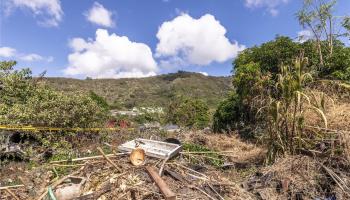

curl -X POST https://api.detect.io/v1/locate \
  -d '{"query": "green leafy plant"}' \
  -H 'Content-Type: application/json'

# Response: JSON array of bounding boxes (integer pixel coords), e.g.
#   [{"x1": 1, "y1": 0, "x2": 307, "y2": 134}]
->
[
  {"x1": 89, "y1": 90, "x2": 110, "y2": 111},
  {"x1": 0, "y1": 61, "x2": 108, "y2": 128},
  {"x1": 166, "y1": 96, "x2": 210, "y2": 129},
  {"x1": 261, "y1": 55, "x2": 328, "y2": 164},
  {"x1": 182, "y1": 143, "x2": 224, "y2": 167}
]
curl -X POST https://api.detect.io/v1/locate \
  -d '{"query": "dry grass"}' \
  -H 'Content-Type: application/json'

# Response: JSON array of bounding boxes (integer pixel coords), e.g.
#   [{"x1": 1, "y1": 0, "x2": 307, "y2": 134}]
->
[
  {"x1": 304, "y1": 83, "x2": 350, "y2": 164},
  {"x1": 246, "y1": 155, "x2": 350, "y2": 200},
  {"x1": 175, "y1": 131, "x2": 266, "y2": 164}
]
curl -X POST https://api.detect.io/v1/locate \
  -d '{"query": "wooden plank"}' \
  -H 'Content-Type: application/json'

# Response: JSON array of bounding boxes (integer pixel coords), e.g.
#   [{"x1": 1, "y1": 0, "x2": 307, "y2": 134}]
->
[{"x1": 146, "y1": 166, "x2": 176, "y2": 200}]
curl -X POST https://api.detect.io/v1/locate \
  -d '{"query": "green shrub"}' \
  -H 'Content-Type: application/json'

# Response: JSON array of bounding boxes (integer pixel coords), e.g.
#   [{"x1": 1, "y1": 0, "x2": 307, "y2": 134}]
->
[
  {"x1": 212, "y1": 92, "x2": 241, "y2": 132},
  {"x1": 213, "y1": 36, "x2": 350, "y2": 135},
  {"x1": 166, "y1": 96, "x2": 209, "y2": 129},
  {"x1": 182, "y1": 143, "x2": 224, "y2": 167},
  {"x1": 0, "y1": 61, "x2": 108, "y2": 128},
  {"x1": 134, "y1": 111, "x2": 163, "y2": 124},
  {"x1": 89, "y1": 90, "x2": 110, "y2": 111}
]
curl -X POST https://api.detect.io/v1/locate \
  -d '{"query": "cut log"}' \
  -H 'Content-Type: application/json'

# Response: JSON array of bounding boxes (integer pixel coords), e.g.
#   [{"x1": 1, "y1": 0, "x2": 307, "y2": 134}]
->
[{"x1": 146, "y1": 166, "x2": 176, "y2": 200}]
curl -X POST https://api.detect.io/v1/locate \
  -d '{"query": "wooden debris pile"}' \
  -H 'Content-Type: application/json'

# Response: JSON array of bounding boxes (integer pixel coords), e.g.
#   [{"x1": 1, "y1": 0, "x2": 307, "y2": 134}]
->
[{"x1": 0, "y1": 145, "x2": 254, "y2": 200}]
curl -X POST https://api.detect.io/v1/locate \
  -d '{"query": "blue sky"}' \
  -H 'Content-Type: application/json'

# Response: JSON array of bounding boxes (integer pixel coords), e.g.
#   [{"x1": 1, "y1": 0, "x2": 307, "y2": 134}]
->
[{"x1": 0, "y1": 0, "x2": 349, "y2": 78}]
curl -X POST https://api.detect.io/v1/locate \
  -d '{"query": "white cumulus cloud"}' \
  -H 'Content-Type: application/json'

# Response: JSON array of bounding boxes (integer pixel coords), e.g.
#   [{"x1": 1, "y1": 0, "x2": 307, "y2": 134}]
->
[
  {"x1": 0, "y1": 46, "x2": 52, "y2": 62},
  {"x1": 5, "y1": 0, "x2": 63, "y2": 27},
  {"x1": 65, "y1": 29, "x2": 158, "y2": 79},
  {"x1": 199, "y1": 72, "x2": 208, "y2": 76},
  {"x1": 0, "y1": 47, "x2": 17, "y2": 57},
  {"x1": 19, "y1": 53, "x2": 44, "y2": 62},
  {"x1": 297, "y1": 30, "x2": 314, "y2": 43},
  {"x1": 156, "y1": 14, "x2": 245, "y2": 67},
  {"x1": 85, "y1": 2, "x2": 114, "y2": 28},
  {"x1": 245, "y1": 0, "x2": 289, "y2": 16}
]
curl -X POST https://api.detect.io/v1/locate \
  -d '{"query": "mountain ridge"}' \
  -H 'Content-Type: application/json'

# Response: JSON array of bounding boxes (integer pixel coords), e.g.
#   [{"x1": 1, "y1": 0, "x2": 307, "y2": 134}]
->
[{"x1": 44, "y1": 71, "x2": 232, "y2": 109}]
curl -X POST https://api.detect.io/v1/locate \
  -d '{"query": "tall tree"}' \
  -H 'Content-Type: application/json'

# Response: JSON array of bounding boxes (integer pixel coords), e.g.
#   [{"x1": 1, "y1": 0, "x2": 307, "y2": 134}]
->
[{"x1": 297, "y1": 0, "x2": 349, "y2": 67}]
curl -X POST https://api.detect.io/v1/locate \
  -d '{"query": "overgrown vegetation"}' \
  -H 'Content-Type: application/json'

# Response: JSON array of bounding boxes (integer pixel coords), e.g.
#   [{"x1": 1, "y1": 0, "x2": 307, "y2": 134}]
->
[
  {"x1": 213, "y1": 0, "x2": 349, "y2": 163},
  {"x1": 182, "y1": 142, "x2": 224, "y2": 167},
  {"x1": 166, "y1": 96, "x2": 210, "y2": 129},
  {"x1": 45, "y1": 71, "x2": 231, "y2": 110},
  {"x1": 89, "y1": 90, "x2": 110, "y2": 111},
  {"x1": 262, "y1": 55, "x2": 327, "y2": 163},
  {"x1": 0, "y1": 61, "x2": 108, "y2": 128}
]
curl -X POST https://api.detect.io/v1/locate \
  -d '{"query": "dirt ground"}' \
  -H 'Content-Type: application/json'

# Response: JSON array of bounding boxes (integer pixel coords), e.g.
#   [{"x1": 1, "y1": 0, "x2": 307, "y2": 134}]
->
[{"x1": 1, "y1": 129, "x2": 349, "y2": 200}]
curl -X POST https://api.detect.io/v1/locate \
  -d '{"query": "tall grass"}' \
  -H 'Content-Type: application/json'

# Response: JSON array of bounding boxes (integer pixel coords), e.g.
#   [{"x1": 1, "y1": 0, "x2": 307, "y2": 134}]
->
[{"x1": 261, "y1": 55, "x2": 328, "y2": 164}]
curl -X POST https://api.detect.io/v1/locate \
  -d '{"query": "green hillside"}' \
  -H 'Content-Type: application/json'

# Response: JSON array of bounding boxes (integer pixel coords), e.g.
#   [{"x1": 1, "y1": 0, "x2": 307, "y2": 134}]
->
[{"x1": 44, "y1": 71, "x2": 232, "y2": 109}]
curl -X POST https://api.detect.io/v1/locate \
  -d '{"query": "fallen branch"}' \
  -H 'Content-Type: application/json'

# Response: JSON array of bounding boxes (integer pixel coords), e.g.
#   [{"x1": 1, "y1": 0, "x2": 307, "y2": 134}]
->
[
  {"x1": 50, "y1": 153, "x2": 126, "y2": 164},
  {"x1": 320, "y1": 163, "x2": 350, "y2": 194},
  {"x1": 159, "y1": 158, "x2": 169, "y2": 176},
  {"x1": 181, "y1": 151, "x2": 237, "y2": 158},
  {"x1": 208, "y1": 183, "x2": 225, "y2": 200},
  {"x1": 146, "y1": 166, "x2": 176, "y2": 200},
  {"x1": 181, "y1": 150, "x2": 235, "y2": 154},
  {"x1": 186, "y1": 173, "x2": 208, "y2": 181},
  {"x1": 97, "y1": 147, "x2": 122, "y2": 172},
  {"x1": 164, "y1": 169, "x2": 187, "y2": 183},
  {"x1": 170, "y1": 163, "x2": 208, "y2": 179},
  {"x1": 5, "y1": 188, "x2": 20, "y2": 200},
  {"x1": 51, "y1": 163, "x2": 86, "y2": 167},
  {"x1": 186, "y1": 154, "x2": 224, "y2": 161},
  {"x1": 0, "y1": 184, "x2": 25, "y2": 190},
  {"x1": 191, "y1": 186, "x2": 217, "y2": 200},
  {"x1": 305, "y1": 125, "x2": 350, "y2": 134}
]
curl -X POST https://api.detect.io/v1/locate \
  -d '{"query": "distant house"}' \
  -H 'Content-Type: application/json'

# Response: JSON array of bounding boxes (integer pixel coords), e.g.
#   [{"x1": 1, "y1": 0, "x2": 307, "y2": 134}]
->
[
  {"x1": 139, "y1": 122, "x2": 161, "y2": 132},
  {"x1": 110, "y1": 107, "x2": 163, "y2": 117},
  {"x1": 110, "y1": 109, "x2": 140, "y2": 117},
  {"x1": 163, "y1": 124, "x2": 180, "y2": 133},
  {"x1": 139, "y1": 107, "x2": 164, "y2": 114}
]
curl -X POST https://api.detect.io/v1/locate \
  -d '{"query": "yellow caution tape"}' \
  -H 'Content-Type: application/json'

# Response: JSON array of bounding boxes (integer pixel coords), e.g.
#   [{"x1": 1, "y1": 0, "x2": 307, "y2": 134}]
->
[{"x1": 0, "y1": 125, "x2": 134, "y2": 132}]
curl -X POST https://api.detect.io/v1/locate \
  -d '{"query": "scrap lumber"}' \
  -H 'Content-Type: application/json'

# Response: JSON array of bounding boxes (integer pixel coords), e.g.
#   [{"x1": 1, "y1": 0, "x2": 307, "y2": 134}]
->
[{"x1": 146, "y1": 166, "x2": 176, "y2": 200}]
